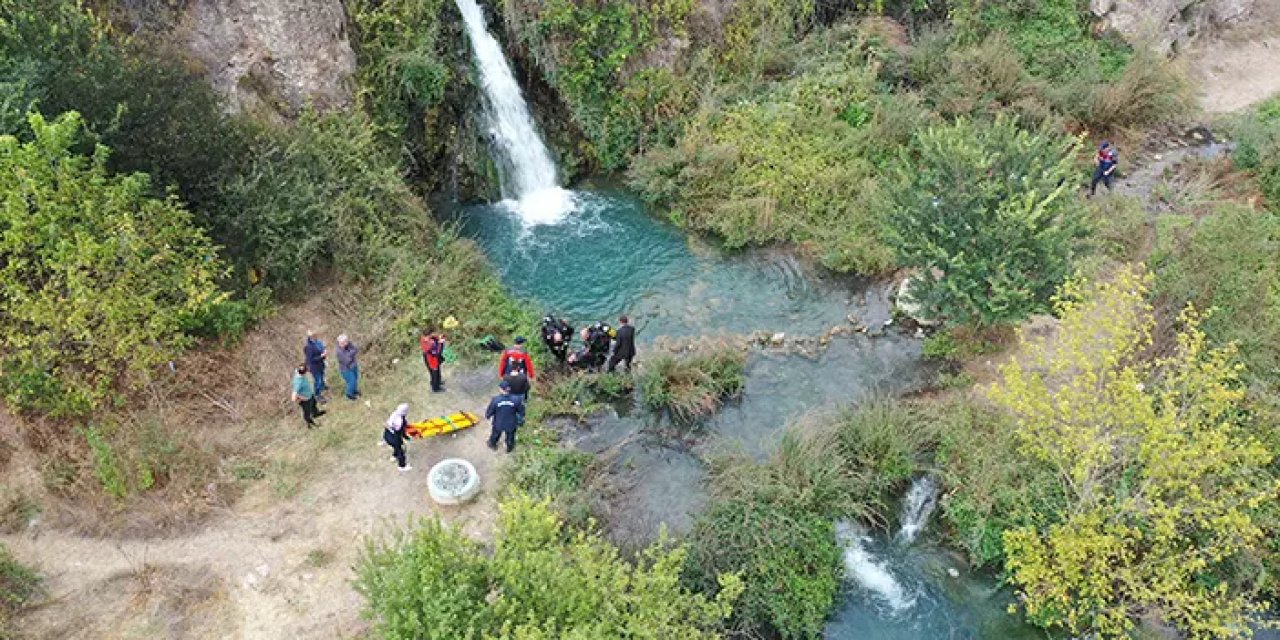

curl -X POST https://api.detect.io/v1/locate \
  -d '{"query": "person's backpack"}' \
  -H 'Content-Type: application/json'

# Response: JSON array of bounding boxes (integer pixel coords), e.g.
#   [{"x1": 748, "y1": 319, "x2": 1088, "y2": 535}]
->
[{"x1": 503, "y1": 351, "x2": 528, "y2": 376}]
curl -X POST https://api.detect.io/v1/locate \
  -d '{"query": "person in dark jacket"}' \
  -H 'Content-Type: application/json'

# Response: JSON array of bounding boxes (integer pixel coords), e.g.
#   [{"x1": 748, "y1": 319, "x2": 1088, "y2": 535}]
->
[
  {"x1": 607, "y1": 315, "x2": 636, "y2": 373},
  {"x1": 485, "y1": 380, "x2": 526, "y2": 453},
  {"x1": 384, "y1": 403, "x2": 412, "y2": 471},
  {"x1": 304, "y1": 331, "x2": 328, "y2": 401},
  {"x1": 336, "y1": 334, "x2": 360, "y2": 400},
  {"x1": 1089, "y1": 141, "x2": 1119, "y2": 196},
  {"x1": 420, "y1": 329, "x2": 446, "y2": 392}
]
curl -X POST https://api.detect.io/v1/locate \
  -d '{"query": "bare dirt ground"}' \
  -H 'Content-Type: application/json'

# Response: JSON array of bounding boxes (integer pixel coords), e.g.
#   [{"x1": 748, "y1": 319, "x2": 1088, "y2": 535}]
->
[
  {"x1": 3, "y1": 295, "x2": 511, "y2": 639},
  {"x1": 1190, "y1": 1, "x2": 1280, "y2": 114}
]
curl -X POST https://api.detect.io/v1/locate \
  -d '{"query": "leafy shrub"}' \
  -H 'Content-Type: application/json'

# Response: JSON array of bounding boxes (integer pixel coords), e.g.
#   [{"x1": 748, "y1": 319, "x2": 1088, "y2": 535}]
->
[
  {"x1": 639, "y1": 349, "x2": 746, "y2": 420},
  {"x1": 935, "y1": 400, "x2": 1065, "y2": 566},
  {"x1": 1155, "y1": 204, "x2": 1280, "y2": 397},
  {"x1": 1229, "y1": 97, "x2": 1280, "y2": 206},
  {"x1": 686, "y1": 436, "x2": 852, "y2": 639},
  {"x1": 0, "y1": 0, "x2": 253, "y2": 245},
  {"x1": 501, "y1": 0, "x2": 696, "y2": 170},
  {"x1": 630, "y1": 34, "x2": 899, "y2": 274},
  {"x1": 0, "y1": 543, "x2": 40, "y2": 638},
  {"x1": 989, "y1": 269, "x2": 1275, "y2": 638},
  {"x1": 885, "y1": 115, "x2": 1086, "y2": 328},
  {"x1": 0, "y1": 112, "x2": 229, "y2": 417},
  {"x1": 355, "y1": 495, "x2": 742, "y2": 639}
]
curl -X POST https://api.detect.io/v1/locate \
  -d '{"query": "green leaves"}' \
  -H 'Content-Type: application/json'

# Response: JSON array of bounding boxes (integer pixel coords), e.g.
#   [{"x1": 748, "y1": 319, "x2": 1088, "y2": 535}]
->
[
  {"x1": 0, "y1": 112, "x2": 229, "y2": 416},
  {"x1": 990, "y1": 271, "x2": 1276, "y2": 638},
  {"x1": 885, "y1": 115, "x2": 1085, "y2": 328},
  {"x1": 356, "y1": 496, "x2": 741, "y2": 639}
]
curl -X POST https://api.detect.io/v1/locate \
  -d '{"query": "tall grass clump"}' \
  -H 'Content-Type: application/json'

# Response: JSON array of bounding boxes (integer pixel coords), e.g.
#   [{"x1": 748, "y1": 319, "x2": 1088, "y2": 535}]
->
[
  {"x1": 639, "y1": 349, "x2": 746, "y2": 420},
  {"x1": 686, "y1": 398, "x2": 941, "y2": 638},
  {"x1": 1229, "y1": 97, "x2": 1280, "y2": 206},
  {"x1": 685, "y1": 435, "x2": 854, "y2": 640},
  {"x1": 0, "y1": 543, "x2": 40, "y2": 637}
]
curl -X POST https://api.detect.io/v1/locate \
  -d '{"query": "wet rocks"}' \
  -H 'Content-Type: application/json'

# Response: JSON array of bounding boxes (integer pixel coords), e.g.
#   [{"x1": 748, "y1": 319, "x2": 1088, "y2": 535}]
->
[{"x1": 894, "y1": 276, "x2": 941, "y2": 328}]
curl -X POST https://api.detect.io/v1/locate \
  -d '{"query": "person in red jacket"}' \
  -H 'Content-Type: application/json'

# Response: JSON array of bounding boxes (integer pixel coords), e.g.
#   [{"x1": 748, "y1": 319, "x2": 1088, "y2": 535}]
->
[
  {"x1": 420, "y1": 329, "x2": 446, "y2": 393},
  {"x1": 498, "y1": 337, "x2": 535, "y2": 401}
]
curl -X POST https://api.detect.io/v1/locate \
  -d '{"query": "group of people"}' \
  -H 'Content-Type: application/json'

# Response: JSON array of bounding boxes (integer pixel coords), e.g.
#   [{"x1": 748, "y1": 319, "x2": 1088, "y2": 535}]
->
[
  {"x1": 541, "y1": 314, "x2": 636, "y2": 374},
  {"x1": 292, "y1": 330, "x2": 362, "y2": 428},
  {"x1": 291, "y1": 314, "x2": 636, "y2": 469}
]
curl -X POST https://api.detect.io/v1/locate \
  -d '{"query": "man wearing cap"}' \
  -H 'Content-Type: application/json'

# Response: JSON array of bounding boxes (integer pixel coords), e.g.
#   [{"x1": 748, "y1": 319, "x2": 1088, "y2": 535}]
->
[
  {"x1": 485, "y1": 380, "x2": 526, "y2": 453},
  {"x1": 1090, "y1": 140, "x2": 1119, "y2": 197},
  {"x1": 498, "y1": 337, "x2": 535, "y2": 402}
]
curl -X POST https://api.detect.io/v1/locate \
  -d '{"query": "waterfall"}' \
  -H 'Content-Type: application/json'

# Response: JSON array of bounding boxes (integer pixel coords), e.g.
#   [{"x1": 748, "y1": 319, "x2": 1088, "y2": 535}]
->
[
  {"x1": 836, "y1": 521, "x2": 915, "y2": 612},
  {"x1": 455, "y1": 0, "x2": 573, "y2": 225},
  {"x1": 896, "y1": 475, "x2": 938, "y2": 545}
]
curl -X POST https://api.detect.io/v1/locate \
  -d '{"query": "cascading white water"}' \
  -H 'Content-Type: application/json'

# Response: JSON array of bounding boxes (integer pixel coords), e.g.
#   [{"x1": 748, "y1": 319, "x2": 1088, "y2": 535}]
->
[
  {"x1": 455, "y1": 0, "x2": 574, "y2": 225},
  {"x1": 835, "y1": 521, "x2": 915, "y2": 612},
  {"x1": 896, "y1": 475, "x2": 939, "y2": 545}
]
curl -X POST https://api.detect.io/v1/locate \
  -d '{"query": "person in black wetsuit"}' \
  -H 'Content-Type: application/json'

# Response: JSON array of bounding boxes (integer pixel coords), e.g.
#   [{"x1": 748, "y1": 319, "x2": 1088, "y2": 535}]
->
[
  {"x1": 541, "y1": 316, "x2": 574, "y2": 364},
  {"x1": 606, "y1": 315, "x2": 636, "y2": 373}
]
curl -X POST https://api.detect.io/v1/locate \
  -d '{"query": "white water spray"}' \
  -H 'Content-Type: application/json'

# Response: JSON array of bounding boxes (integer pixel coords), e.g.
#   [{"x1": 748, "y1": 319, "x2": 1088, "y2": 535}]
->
[
  {"x1": 455, "y1": 0, "x2": 573, "y2": 225},
  {"x1": 836, "y1": 521, "x2": 915, "y2": 612},
  {"x1": 896, "y1": 475, "x2": 939, "y2": 545}
]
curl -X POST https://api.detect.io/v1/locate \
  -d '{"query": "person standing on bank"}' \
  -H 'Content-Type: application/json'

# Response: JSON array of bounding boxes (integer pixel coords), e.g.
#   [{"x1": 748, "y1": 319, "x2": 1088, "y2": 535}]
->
[
  {"x1": 384, "y1": 403, "x2": 413, "y2": 472},
  {"x1": 336, "y1": 334, "x2": 361, "y2": 401},
  {"x1": 292, "y1": 363, "x2": 326, "y2": 428},
  {"x1": 607, "y1": 315, "x2": 636, "y2": 373},
  {"x1": 1089, "y1": 140, "x2": 1119, "y2": 197},
  {"x1": 485, "y1": 380, "x2": 525, "y2": 453},
  {"x1": 498, "y1": 337, "x2": 535, "y2": 401},
  {"x1": 304, "y1": 331, "x2": 328, "y2": 402},
  {"x1": 420, "y1": 329, "x2": 446, "y2": 393}
]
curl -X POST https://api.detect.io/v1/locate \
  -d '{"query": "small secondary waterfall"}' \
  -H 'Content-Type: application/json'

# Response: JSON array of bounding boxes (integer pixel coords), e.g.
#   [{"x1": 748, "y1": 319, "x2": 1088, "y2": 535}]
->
[
  {"x1": 896, "y1": 475, "x2": 939, "y2": 545},
  {"x1": 836, "y1": 521, "x2": 915, "y2": 612},
  {"x1": 455, "y1": 0, "x2": 573, "y2": 224}
]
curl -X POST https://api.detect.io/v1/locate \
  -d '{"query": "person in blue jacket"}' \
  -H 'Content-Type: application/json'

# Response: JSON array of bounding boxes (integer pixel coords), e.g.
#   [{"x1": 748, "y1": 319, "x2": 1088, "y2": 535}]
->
[
  {"x1": 485, "y1": 380, "x2": 526, "y2": 453},
  {"x1": 303, "y1": 330, "x2": 328, "y2": 401}
]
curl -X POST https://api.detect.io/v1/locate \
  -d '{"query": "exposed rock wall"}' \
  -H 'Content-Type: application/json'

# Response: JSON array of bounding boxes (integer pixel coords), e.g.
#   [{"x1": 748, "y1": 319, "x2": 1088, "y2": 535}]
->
[
  {"x1": 1091, "y1": 0, "x2": 1256, "y2": 54},
  {"x1": 122, "y1": 0, "x2": 357, "y2": 117}
]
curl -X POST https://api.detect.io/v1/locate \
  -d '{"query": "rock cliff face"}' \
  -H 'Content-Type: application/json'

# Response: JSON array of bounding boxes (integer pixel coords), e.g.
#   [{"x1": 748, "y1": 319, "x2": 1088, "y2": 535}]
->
[
  {"x1": 123, "y1": 0, "x2": 357, "y2": 117},
  {"x1": 1091, "y1": 0, "x2": 1256, "y2": 54}
]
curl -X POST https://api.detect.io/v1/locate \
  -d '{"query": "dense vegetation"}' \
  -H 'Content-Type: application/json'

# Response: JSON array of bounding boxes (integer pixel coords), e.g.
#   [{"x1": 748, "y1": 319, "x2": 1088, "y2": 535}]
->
[
  {"x1": 4, "y1": 0, "x2": 1279, "y2": 638},
  {"x1": 0, "y1": 0, "x2": 530, "y2": 508},
  {"x1": 356, "y1": 495, "x2": 743, "y2": 639}
]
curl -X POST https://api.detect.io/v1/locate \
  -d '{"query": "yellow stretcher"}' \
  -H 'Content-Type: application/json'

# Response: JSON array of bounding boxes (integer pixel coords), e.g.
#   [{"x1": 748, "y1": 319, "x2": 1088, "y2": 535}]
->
[{"x1": 406, "y1": 411, "x2": 480, "y2": 439}]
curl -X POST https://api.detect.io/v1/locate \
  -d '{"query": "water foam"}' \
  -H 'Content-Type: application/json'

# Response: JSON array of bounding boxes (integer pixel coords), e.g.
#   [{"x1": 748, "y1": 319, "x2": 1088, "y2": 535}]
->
[{"x1": 456, "y1": 0, "x2": 573, "y2": 224}]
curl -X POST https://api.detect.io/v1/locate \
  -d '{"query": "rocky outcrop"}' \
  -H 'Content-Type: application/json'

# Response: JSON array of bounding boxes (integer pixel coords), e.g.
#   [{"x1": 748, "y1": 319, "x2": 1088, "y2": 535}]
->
[
  {"x1": 1091, "y1": 0, "x2": 1256, "y2": 54},
  {"x1": 123, "y1": 0, "x2": 357, "y2": 117}
]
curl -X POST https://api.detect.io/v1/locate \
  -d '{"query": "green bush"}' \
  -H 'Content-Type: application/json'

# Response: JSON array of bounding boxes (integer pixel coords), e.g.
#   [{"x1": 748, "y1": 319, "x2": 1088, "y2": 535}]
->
[
  {"x1": 639, "y1": 349, "x2": 746, "y2": 420},
  {"x1": 885, "y1": 115, "x2": 1086, "y2": 328},
  {"x1": 1229, "y1": 97, "x2": 1280, "y2": 206},
  {"x1": 0, "y1": 0, "x2": 253, "y2": 246},
  {"x1": 355, "y1": 495, "x2": 742, "y2": 639},
  {"x1": 829, "y1": 400, "x2": 941, "y2": 520},
  {"x1": 1155, "y1": 204, "x2": 1280, "y2": 397},
  {"x1": 686, "y1": 435, "x2": 853, "y2": 640},
  {"x1": 501, "y1": 0, "x2": 696, "y2": 170},
  {"x1": 0, "y1": 112, "x2": 230, "y2": 417},
  {"x1": 0, "y1": 543, "x2": 40, "y2": 638}
]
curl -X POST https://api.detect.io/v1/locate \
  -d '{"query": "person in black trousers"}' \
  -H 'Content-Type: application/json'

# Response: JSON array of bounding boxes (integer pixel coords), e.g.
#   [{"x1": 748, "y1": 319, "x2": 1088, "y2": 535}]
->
[
  {"x1": 384, "y1": 403, "x2": 412, "y2": 471},
  {"x1": 607, "y1": 315, "x2": 636, "y2": 373},
  {"x1": 485, "y1": 381, "x2": 525, "y2": 453}
]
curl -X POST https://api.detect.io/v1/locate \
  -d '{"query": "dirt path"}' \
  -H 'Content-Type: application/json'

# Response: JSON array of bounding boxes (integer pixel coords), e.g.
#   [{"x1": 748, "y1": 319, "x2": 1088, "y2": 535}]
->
[
  {"x1": 5, "y1": 363, "x2": 509, "y2": 639},
  {"x1": 1190, "y1": 2, "x2": 1280, "y2": 114}
]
